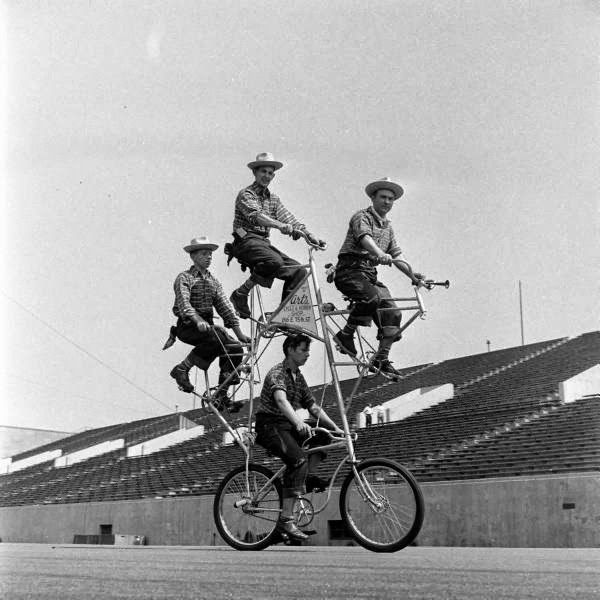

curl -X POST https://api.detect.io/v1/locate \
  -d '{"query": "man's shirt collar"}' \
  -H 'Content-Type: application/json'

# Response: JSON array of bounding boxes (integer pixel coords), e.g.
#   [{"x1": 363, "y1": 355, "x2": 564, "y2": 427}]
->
[
  {"x1": 283, "y1": 357, "x2": 300, "y2": 376},
  {"x1": 367, "y1": 205, "x2": 389, "y2": 227},
  {"x1": 249, "y1": 181, "x2": 271, "y2": 198},
  {"x1": 189, "y1": 265, "x2": 212, "y2": 278}
]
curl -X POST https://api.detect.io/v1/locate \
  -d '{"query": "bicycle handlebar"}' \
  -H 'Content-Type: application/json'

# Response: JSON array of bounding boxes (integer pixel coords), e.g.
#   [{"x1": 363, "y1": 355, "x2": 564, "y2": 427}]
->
[
  {"x1": 291, "y1": 229, "x2": 327, "y2": 251},
  {"x1": 392, "y1": 258, "x2": 450, "y2": 290},
  {"x1": 311, "y1": 426, "x2": 357, "y2": 442}
]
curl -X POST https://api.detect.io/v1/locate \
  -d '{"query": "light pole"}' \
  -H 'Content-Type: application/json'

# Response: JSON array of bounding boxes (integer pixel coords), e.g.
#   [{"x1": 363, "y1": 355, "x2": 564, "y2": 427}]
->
[{"x1": 519, "y1": 280, "x2": 525, "y2": 346}]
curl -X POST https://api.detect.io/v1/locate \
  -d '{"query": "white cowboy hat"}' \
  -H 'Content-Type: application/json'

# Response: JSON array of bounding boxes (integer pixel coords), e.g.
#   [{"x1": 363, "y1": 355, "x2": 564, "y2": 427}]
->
[
  {"x1": 183, "y1": 236, "x2": 219, "y2": 253},
  {"x1": 365, "y1": 177, "x2": 404, "y2": 200},
  {"x1": 247, "y1": 152, "x2": 284, "y2": 171}
]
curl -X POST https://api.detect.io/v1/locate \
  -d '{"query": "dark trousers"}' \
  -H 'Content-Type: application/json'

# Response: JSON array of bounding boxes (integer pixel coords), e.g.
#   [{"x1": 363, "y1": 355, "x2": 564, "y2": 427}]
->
[
  {"x1": 232, "y1": 234, "x2": 306, "y2": 300},
  {"x1": 334, "y1": 257, "x2": 402, "y2": 340},
  {"x1": 176, "y1": 318, "x2": 243, "y2": 376},
  {"x1": 255, "y1": 413, "x2": 329, "y2": 498}
]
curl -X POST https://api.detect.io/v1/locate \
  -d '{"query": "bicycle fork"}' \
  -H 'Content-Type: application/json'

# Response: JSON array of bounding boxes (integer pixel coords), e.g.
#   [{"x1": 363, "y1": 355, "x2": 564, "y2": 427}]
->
[{"x1": 351, "y1": 464, "x2": 386, "y2": 511}]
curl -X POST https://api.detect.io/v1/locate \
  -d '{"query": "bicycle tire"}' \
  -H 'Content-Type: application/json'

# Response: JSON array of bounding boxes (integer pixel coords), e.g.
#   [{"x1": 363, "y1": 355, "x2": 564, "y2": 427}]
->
[
  {"x1": 213, "y1": 463, "x2": 282, "y2": 551},
  {"x1": 339, "y1": 457, "x2": 424, "y2": 553}
]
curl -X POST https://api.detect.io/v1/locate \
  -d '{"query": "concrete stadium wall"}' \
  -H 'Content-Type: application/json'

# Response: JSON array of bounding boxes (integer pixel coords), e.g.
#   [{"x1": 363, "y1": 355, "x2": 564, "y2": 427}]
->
[{"x1": 0, "y1": 473, "x2": 597, "y2": 547}]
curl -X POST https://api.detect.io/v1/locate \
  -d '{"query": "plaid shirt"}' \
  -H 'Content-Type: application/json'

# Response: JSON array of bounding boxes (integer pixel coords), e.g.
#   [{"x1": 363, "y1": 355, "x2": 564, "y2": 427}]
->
[
  {"x1": 232, "y1": 182, "x2": 306, "y2": 238},
  {"x1": 257, "y1": 360, "x2": 315, "y2": 416},
  {"x1": 338, "y1": 206, "x2": 402, "y2": 260},
  {"x1": 172, "y1": 266, "x2": 239, "y2": 328}
]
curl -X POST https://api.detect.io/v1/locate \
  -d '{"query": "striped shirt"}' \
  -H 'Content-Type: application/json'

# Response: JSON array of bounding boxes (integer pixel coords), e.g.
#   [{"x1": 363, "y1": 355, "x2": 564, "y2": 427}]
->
[
  {"x1": 257, "y1": 360, "x2": 315, "y2": 416},
  {"x1": 338, "y1": 206, "x2": 402, "y2": 260},
  {"x1": 173, "y1": 266, "x2": 239, "y2": 328},
  {"x1": 232, "y1": 182, "x2": 306, "y2": 238}
]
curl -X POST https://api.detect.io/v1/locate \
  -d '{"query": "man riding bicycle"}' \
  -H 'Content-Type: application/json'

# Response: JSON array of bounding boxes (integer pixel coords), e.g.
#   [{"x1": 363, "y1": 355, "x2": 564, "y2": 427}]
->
[
  {"x1": 167, "y1": 236, "x2": 251, "y2": 410},
  {"x1": 333, "y1": 177, "x2": 425, "y2": 379},
  {"x1": 254, "y1": 333, "x2": 343, "y2": 541},
  {"x1": 228, "y1": 152, "x2": 326, "y2": 319}
]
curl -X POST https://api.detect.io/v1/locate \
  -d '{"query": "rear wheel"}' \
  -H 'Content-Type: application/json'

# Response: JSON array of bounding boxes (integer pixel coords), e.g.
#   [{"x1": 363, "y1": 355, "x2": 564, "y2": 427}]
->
[
  {"x1": 213, "y1": 464, "x2": 282, "y2": 550},
  {"x1": 340, "y1": 458, "x2": 424, "y2": 552}
]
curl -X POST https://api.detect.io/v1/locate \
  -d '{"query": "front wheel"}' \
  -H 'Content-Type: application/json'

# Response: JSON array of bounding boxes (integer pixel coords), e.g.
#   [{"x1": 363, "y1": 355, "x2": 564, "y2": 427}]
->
[
  {"x1": 213, "y1": 464, "x2": 282, "y2": 550},
  {"x1": 340, "y1": 458, "x2": 424, "y2": 553}
]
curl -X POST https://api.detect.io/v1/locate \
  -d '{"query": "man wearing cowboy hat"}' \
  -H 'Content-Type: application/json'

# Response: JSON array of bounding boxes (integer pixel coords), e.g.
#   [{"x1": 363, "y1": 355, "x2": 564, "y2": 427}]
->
[
  {"x1": 229, "y1": 152, "x2": 326, "y2": 318},
  {"x1": 332, "y1": 178, "x2": 425, "y2": 379},
  {"x1": 168, "y1": 236, "x2": 251, "y2": 410}
]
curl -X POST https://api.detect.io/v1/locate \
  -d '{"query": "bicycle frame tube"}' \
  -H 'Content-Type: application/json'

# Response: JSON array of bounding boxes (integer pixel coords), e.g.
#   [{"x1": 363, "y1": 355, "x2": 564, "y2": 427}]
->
[
  {"x1": 309, "y1": 249, "x2": 358, "y2": 463},
  {"x1": 195, "y1": 376, "x2": 250, "y2": 458},
  {"x1": 241, "y1": 465, "x2": 286, "y2": 514}
]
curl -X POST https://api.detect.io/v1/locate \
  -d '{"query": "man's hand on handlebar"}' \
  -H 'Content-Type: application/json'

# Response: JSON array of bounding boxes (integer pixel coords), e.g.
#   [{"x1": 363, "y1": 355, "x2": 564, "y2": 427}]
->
[
  {"x1": 195, "y1": 320, "x2": 210, "y2": 333},
  {"x1": 280, "y1": 223, "x2": 294, "y2": 236},
  {"x1": 295, "y1": 420, "x2": 312, "y2": 436},
  {"x1": 411, "y1": 272, "x2": 425, "y2": 286},
  {"x1": 377, "y1": 253, "x2": 393, "y2": 266},
  {"x1": 290, "y1": 229, "x2": 326, "y2": 249},
  {"x1": 306, "y1": 232, "x2": 326, "y2": 248}
]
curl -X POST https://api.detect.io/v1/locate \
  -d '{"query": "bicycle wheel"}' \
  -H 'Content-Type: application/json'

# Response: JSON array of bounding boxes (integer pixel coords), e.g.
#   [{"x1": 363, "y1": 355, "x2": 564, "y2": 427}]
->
[
  {"x1": 340, "y1": 457, "x2": 424, "y2": 553},
  {"x1": 213, "y1": 463, "x2": 282, "y2": 551}
]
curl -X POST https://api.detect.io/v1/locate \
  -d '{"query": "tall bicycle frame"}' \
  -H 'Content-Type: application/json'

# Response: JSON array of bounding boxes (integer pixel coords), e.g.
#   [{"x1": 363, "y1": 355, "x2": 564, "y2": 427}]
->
[{"x1": 206, "y1": 236, "x2": 447, "y2": 552}]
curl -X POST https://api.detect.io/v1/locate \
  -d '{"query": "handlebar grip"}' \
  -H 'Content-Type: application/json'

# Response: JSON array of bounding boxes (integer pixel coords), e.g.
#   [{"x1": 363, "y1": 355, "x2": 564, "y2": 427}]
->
[
  {"x1": 421, "y1": 279, "x2": 450, "y2": 289},
  {"x1": 433, "y1": 280, "x2": 450, "y2": 289},
  {"x1": 311, "y1": 426, "x2": 348, "y2": 440},
  {"x1": 292, "y1": 229, "x2": 326, "y2": 250}
]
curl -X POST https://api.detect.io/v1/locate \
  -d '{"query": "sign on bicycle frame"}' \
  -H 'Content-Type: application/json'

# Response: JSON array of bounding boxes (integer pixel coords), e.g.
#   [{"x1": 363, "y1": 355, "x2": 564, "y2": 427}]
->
[{"x1": 271, "y1": 279, "x2": 318, "y2": 335}]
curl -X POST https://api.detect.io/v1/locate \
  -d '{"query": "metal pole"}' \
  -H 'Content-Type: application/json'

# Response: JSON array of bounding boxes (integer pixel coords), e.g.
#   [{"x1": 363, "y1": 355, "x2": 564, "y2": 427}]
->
[
  {"x1": 486, "y1": 340, "x2": 491, "y2": 352},
  {"x1": 519, "y1": 280, "x2": 524, "y2": 346}
]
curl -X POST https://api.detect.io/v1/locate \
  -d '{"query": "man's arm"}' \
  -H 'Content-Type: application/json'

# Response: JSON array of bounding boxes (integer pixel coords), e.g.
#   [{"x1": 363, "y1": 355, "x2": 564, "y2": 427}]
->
[
  {"x1": 273, "y1": 196, "x2": 307, "y2": 234},
  {"x1": 237, "y1": 190, "x2": 295, "y2": 234},
  {"x1": 308, "y1": 404, "x2": 343, "y2": 434},
  {"x1": 254, "y1": 212, "x2": 295, "y2": 234},
  {"x1": 274, "y1": 390, "x2": 312, "y2": 435},
  {"x1": 359, "y1": 235, "x2": 392, "y2": 263}
]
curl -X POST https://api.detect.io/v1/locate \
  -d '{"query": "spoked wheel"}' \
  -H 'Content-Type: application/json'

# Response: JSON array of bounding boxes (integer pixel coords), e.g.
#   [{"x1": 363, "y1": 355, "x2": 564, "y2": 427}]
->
[
  {"x1": 213, "y1": 464, "x2": 282, "y2": 551},
  {"x1": 293, "y1": 496, "x2": 315, "y2": 527},
  {"x1": 340, "y1": 458, "x2": 424, "y2": 553}
]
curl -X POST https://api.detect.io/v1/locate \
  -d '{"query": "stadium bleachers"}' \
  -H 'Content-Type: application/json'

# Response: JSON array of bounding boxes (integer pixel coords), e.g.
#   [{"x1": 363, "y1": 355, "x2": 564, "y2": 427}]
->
[{"x1": 0, "y1": 331, "x2": 598, "y2": 507}]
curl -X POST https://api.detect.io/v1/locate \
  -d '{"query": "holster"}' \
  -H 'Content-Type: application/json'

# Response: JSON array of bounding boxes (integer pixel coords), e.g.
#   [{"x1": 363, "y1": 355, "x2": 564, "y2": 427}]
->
[
  {"x1": 162, "y1": 325, "x2": 177, "y2": 350},
  {"x1": 224, "y1": 241, "x2": 248, "y2": 272}
]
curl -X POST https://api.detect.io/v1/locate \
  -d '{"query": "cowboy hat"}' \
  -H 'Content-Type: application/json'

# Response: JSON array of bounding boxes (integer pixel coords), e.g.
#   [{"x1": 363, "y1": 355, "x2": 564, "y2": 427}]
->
[
  {"x1": 365, "y1": 177, "x2": 404, "y2": 200},
  {"x1": 247, "y1": 152, "x2": 284, "y2": 171},
  {"x1": 183, "y1": 236, "x2": 219, "y2": 253}
]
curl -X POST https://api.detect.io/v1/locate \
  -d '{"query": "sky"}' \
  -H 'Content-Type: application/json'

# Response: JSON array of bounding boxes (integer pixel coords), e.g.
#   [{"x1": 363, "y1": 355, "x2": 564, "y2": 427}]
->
[{"x1": 1, "y1": 0, "x2": 599, "y2": 433}]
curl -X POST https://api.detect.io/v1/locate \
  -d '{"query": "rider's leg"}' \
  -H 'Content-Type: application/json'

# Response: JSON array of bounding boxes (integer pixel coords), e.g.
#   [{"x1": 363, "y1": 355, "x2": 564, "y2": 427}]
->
[
  {"x1": 213, "y1": 330, "x2": 246, "y2": 410},
  {"x1": 372, "y1": 284, "x2": 403, "y2": 377},
  {"x1": 254, "y1": 415, "x2": 310, "y2": 540},
  {"x1": 333, "y1": 267, "x2": 380, "y2": 356},
  {"x1": 278, "y1": 260, "x2": 306, "y2": 304},
  {"x1": 306, "y1": 450, "x2": 330, "y2": 492},
  {"x1": 230, "y1": 235, "x2": 281, "y2": 318},
  {"x1": 242, "y1": 241, "x2": 305, "y2": 305},
  {"x1": 170, "y1": 319, "x2": 213, "y2": 392}
]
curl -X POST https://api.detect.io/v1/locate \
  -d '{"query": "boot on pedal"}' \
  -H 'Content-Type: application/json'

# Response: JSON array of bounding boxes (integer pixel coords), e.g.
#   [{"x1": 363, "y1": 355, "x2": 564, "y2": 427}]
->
[
  {"x1": 333, "y1": 331, "x2": 357, "y2": 357},
  {"x1": 370, "y1": 358, "x2": 402, "y2": 380},
  {"x1": 276, "y1": 517, "x2": 308, "y2": 542},
  {"x1": 230, "y1": 290, "x2": 251, "y2": 319}
]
